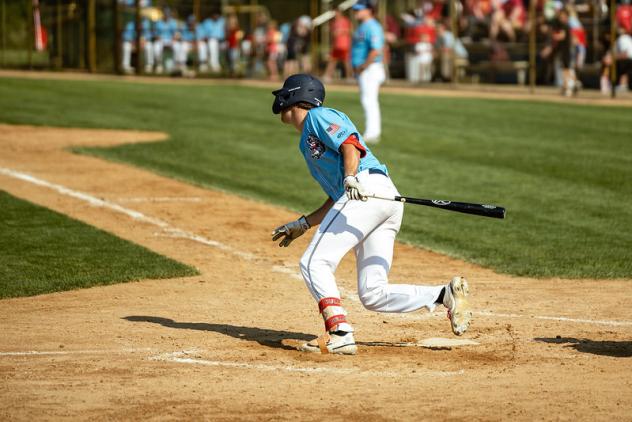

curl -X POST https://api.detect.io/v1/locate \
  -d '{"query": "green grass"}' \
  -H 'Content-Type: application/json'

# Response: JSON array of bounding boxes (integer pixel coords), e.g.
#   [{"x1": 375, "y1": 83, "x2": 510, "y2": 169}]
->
[
  {"x1": 0, "y1": 191, "x2": 198, "y2": 298},
  {"x1": 0, "y1": 76, "x2": 630, "y2": 279}
]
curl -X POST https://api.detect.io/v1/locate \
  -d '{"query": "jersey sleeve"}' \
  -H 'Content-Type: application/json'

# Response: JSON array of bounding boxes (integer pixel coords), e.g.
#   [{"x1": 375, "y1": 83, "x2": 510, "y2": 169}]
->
[
  {"x1": 307, "y1": 109, "x2": 354, "y2": 152},
  {"x1": 368, "y1": 23, "x2": 384, "y2": 51},
  {"x1": 341, "y1": 133, "x2": 367, "y2": 158}
]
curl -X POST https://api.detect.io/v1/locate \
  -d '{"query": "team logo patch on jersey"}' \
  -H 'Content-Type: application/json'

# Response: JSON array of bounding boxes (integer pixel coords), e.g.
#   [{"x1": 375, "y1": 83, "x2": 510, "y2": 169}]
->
[
  {"x1": 306, "y1": 135, "x2": 326, "y2": 160},
  {"x1": 326, "y1": 123, "x2": 340, "y2": 135}
]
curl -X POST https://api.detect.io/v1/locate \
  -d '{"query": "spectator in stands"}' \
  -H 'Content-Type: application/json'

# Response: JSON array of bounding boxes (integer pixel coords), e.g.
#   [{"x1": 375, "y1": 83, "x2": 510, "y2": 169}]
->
[
  {"x1": 542, "y1": 8, "x2": 578, "y2": 96},
  {"x1": 203, "y1": 10, "x2": 225, "y2": 73},
  {"x1": 412, "y1": 32, "x2": 434, "y2": 82},
  {"x1": 436, "y1": 20, "x2": 469, "y2": 81},
  {"x1": 617, "y1": 0, "x2": 632, "y2": 35},
  {"x1": 284, "y1": 16, "x2": 312, "y2": 76},
  {"x1": 615, "y1": 30, "x2": 632, "y2": 92},
  {"x1": 252, "y1": 11, "x2": 270, "y2": 77},
  {"x1": 405, "y1": 15, "x2": 437, "y2": 82},
  {"x1": 568, "y1": 6, "x2": 586, "y2": 70},
  {"x1": 323, "y1": 8, "x2": 353, "y2": 82},
  {"x1": 266, "y1": 20, "x2": 283, "y2": 81},
  {"x1": 226, "y1": 14, "x2": 243, "y2": 76},
  {"x1": 464, "y1": 0, "x2": 493, "y2": 41},
  {"x1": 490, "y1": 0, "x2": 526, "y2": 42}
]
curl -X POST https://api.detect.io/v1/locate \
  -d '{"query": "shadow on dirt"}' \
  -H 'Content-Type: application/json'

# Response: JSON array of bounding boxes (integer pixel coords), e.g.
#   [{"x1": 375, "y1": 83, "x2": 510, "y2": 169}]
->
[
  {"x1": 535, "y1": 337, "x2": 632, "y2": 358},
  {"x1": 123, "y1": 316, "x2": 316, "y2": 351}
]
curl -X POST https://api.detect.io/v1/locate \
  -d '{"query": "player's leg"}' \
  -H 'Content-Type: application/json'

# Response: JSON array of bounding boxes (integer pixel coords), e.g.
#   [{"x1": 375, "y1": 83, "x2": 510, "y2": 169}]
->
[
  {"x1": 355, "y1": 173, "x2": 472, "y2": 335},
  {"x1": 122, "y1": 41, "x2": 133, "y2": 73},
  {"x1": 197, "y1": 39, "x2": 209, "y2": 72},
  {"x1": 298, "y1": 183, "x2": 394, "y2": 354},
  {"x1": 359, "y1": 63, "x2": 385, "y2": 143},
  {"x1": 208, "y1": 38, "x2": 220, "y2": 72},
  {"x1": 154, "y1": 39, "x2": 164, "y2": 74},
  {"x1": 355, "y1": 177, "x2": 443, "y2": 313},
  {"x1": 144, "y1": 40, "x2": 154, "y2": 73}
]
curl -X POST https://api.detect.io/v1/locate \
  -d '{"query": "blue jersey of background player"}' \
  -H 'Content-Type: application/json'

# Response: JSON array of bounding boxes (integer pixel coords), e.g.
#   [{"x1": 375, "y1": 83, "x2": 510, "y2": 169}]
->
[
  {"x1": 351, "y1": 15, "x2": 384, "y2": 68},
  {"x1": 300, "y1": 106, "x2": 386, "y2": 201}
]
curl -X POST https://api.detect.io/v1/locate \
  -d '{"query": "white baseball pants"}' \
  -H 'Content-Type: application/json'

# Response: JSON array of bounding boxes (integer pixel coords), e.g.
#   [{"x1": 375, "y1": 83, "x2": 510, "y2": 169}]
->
[
  {"x1": 358, "y1": 62, "x2": 385, "y2": 140},
  {"x1": 208, "y1": 38, "x2": 221, "y2": 72},
  {"x1": 197, "y1": 40, "x2": 208, "y2": 63},
  {"x1": 299, "y1": 171, "x2": 444, "y2": 332}
]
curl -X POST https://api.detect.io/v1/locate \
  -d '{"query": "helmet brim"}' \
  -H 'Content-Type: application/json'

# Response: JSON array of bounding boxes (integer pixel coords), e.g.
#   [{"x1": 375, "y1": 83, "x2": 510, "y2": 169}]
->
[{"x1": 272, "y1": 88, "x2": 289, "y2": 115}]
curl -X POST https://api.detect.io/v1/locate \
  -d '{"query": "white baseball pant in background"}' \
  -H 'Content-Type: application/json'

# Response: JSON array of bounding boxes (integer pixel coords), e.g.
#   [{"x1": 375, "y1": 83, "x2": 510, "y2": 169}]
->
[
  {"x1": 208, "y1": 38, "x2": 221, "y2": 72},
  {"x1": 358, "y1": 62, "x2": 386, "y2": 141},
  {"x1": 299, "y1": 170, "x2": 444, "y2": 333}
]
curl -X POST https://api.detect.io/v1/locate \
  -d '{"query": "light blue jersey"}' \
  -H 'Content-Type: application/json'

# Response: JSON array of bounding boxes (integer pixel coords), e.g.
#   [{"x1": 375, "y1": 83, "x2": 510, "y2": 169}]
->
[
  {"x1": 203, "y1": 17, "x2": 225, "y2": 40},
  {"x1": 180, "y1": 22, "x2": 195, "y2": 42},
  {"x1": 351, "y1": 18, "x2": 384, "y2": 68},
  {"x1": 122, "y1": 19, "x2": 152, "y2": 41},
  {"x1": 195, "y1": 22, "x2": 207, "y2": 40},
  {"x1": 123, "y1": 21, "x2": 135, "y2": 42},
  {"x1": 141, "y1": 18, "x2": 153, "y2": 39},
  {"x1": 300, "y1": 107, "x2": 387, "y2": 201},
  {"x1": 156, "y1": 17, "x2": 178, "y2": 41}
]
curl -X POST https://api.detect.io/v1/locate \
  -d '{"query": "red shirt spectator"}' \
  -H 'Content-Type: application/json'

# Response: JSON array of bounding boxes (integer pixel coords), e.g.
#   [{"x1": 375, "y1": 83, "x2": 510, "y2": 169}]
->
[
  {"x1": 617, "y1": 2, "x2": 632, "y2": 34},
  {"x1": 502, "y1": 0, "x2": 526, "y2": 27},
  {"x1": 406, "y1": 19, "x2": 437, "y2": 45},
  {"x1": 331, "y1": 12, "x2": 351, "y2": 51}
]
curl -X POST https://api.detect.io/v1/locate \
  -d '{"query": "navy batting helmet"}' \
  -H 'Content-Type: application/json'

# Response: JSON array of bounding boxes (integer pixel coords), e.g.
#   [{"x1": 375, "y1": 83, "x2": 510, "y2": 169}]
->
[{"x1": 271, "y1": 74, "x2": 325, "y2": 114}]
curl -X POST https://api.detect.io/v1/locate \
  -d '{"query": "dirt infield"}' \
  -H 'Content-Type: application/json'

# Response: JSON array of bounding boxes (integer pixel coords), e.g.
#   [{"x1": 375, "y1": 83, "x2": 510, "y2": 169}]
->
[{"x1": 0, "y1": 124, "x2": 631, "y2": 421}]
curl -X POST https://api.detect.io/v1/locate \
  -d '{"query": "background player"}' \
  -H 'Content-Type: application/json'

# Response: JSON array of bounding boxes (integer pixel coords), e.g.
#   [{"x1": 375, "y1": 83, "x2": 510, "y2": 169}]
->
[
  {"x1": 351, "y1": 0, "x2": 386, "y2": 144},
  {"x1": 270, "y1": 74, "x2": 472, "y2": 355}
]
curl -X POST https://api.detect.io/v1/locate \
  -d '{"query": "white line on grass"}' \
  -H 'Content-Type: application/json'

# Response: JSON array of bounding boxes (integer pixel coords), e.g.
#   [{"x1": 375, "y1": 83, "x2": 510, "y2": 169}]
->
[{"x1": 2, "y1": 166, "x2": 631, "y2": 328}]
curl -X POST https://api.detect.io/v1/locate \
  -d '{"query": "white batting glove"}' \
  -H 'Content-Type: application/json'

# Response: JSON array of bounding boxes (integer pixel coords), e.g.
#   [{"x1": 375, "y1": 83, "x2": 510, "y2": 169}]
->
[
  {"x1": 344, "y1": 175, "x2": 370, "y2": 201},
  {"x1": 272, "y1": 216, "x2": 311, "y2": 247}
]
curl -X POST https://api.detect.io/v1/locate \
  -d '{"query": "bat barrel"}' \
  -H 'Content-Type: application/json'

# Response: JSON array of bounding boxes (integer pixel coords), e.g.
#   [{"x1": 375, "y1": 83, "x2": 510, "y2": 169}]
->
[{"x1": 396, "y1": 196, "x2": 506, "y2": 219}]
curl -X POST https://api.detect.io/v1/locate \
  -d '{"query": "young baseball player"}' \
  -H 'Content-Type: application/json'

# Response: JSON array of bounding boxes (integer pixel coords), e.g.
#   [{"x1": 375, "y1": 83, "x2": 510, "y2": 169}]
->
[
  {"x1": 351, "y1": 0, "x2": 386, "y2": 144},
  {"x1": 271, "y1": 74, "x2": 472, "y2": 355}
]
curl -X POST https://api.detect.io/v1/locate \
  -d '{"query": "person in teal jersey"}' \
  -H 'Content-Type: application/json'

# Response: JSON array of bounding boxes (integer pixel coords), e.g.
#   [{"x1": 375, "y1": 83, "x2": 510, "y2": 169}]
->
[
  {"x1": 351, "y1": 0, "x2": 385, "y2": 144},
  {"x1": 270, "y1": 74, "x2": 473, "y2": 355}
]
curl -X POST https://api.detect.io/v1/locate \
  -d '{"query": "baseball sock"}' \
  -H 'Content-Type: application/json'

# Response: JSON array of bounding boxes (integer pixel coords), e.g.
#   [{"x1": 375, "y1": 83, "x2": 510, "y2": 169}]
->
[{"x1": 435, "y1": 287, "x2": 446, "y2": 304}]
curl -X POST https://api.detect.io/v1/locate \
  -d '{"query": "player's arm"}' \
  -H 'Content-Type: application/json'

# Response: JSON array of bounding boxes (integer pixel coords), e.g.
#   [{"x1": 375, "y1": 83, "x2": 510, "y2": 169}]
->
[
  {"x1": 305, "y1": 197, "x2": 335, "y2": 227},
  {"x1": 341, "y1": 142, "x2": 361, "y2": 177},
  {"x1": 272, "y1": 197, "x2": 334, "y2": 247},
  {"x1": 356, "y1": 48, "x2": 381, "y2": 73},
  {"x1": 341, "y1": 138, "x2": 370, "y2": 201}
]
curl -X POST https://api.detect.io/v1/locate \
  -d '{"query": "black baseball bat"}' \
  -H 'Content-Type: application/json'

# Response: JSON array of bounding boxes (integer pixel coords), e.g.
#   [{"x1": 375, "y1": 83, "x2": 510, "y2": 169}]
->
[{"x1": 369, "y1": 194, "x2": 506, "y2": 219}]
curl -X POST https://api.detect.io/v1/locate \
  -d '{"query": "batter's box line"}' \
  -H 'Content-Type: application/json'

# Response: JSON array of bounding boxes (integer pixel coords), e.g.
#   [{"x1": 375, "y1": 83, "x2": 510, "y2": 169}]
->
[
  {"x1": 150, "y1": 350, "x2": 465, "y2": 378},
  {"x1": 0, "y1": 347, "x2": 154, "y2": 357}
]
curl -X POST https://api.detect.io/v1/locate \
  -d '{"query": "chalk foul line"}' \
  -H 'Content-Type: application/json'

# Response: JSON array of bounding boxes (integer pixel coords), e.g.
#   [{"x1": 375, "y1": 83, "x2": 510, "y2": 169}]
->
[
  {"x1": 150, "y1": 351, "x2": 464, "y2": 377},
  {"x1": 1, "y1": 166, "x2": 631, "y2": 328}
]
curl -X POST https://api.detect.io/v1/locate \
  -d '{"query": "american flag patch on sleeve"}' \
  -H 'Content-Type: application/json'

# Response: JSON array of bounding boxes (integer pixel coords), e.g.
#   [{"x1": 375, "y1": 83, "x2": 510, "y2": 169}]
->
[{"x1": 326, "y1": 123, "x2": 340, "y2": 135}]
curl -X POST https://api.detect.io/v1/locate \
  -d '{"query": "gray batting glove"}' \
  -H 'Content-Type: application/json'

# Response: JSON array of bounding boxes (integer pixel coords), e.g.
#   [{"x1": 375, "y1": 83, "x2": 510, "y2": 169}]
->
[
  {"x1": 344, "y1": 175, "x2": 370, "y2": 201},
  {"x1": 272, "y1": 216, "x2": 311, "y2": 247}
]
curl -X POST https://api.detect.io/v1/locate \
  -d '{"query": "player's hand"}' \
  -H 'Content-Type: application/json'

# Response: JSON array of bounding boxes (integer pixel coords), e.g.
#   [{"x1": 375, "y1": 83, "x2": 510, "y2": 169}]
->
[
  {"x1": 272, "y1": 216, "x2": 311, "y2": 247},
  {"x1": 344, "y1": 175, "x2": 370, "y2": 201}
]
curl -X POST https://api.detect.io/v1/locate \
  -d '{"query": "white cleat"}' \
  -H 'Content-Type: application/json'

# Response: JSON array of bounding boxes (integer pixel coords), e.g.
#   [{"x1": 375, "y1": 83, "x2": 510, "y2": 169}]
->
[
  {"x1": 443, "y1": 276, "x2": 472, "y2": 336},
  {"x1": 299, "y1": 332, "x2": 357, "y2": 355}
]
